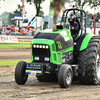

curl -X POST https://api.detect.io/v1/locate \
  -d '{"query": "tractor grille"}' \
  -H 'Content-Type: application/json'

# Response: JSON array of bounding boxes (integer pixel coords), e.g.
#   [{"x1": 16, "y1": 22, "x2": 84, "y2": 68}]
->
[{"x1": 33, "y1": 44, "x2": 50, "y2": 62}]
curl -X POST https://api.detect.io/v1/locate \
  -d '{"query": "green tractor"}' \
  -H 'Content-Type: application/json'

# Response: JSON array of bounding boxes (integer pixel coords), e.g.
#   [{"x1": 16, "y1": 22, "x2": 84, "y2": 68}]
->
[{"x1": 15, "y1": 8, "x2": 100, "y2": 88}]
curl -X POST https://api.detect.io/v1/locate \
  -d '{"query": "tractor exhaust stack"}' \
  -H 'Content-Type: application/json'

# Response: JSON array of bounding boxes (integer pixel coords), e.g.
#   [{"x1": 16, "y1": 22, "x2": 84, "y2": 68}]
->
[
  {"x1": 53, "y1": 23, "x2": 56, "y2": 31},
  {"x1": 51, "y1": 0, "x2": 66, "y2": 31}
]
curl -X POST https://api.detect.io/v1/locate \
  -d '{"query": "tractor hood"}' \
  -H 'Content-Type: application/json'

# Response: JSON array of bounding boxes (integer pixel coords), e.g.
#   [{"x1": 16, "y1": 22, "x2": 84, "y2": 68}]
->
[
  {"x1": 31, "y1": 29, "x2": 74, "y2": 64},
  {"x1": 32, "y1": 29, "x2": 73, "y2": 51},
  {"x1": 38, "y1": 29, "x2": 72, "y2": 41}
]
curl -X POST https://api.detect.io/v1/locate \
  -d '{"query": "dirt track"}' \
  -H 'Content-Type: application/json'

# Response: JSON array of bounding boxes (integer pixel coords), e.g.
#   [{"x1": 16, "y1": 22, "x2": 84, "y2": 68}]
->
[
  {"x1": 0, "y1": 49, "x2": 100, "y2": 100},
  {"x1": 0, "y1": 49, "x2": 31, "y2": 60}
]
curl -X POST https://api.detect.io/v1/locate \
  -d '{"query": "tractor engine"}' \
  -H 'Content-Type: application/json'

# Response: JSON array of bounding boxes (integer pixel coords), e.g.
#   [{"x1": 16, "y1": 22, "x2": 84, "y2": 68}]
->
[{"x1": 31, "y1": 27, "x2": 73, "y2": 65}]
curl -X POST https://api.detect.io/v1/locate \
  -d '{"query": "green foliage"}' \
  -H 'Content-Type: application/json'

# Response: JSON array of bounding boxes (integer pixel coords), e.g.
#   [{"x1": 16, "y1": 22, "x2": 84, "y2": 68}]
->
[
  {"x1": 70, "y1": 0, "x2": 100, "y2": 10},
  {"x1": 13, "y1": 5, "x2": 22, "y2": 16},
  {"x1": 7, "y1": 4, "x2": 27, "y2": 25},
  {"x1": 69, "y1": 0, "x2": 100, "y2": 26},
  {"x1": 70, "y1": 0, "x2": 89, "y2": 10},
  {"x1": 0, "y1": 12, "x2": 10, "y2": 25},
  {"x1": 89, "y1": 0, "x2": 100, "y2": 9},
  {"x1": 13, "y1": 4, "x2": 27, "y2": 16},
  {"x1": 7, "y1": 13, "x2": 15, "y2": 25},
  {"x1": 26, "y1": 0, "x2": 45, "y2": 16},
  {"x1": 2, "y1": 17, "x2": 8, "y2": 25}
]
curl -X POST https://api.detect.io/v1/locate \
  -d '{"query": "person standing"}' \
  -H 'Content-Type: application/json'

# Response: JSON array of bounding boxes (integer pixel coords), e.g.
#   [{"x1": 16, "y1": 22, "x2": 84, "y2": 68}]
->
[{"x1": 15, "y1": 25, "x2": 19, "y2": 35}]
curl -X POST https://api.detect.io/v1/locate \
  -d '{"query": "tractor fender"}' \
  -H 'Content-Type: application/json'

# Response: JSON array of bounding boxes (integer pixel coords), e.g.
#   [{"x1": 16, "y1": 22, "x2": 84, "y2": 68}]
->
[{"x1": 76, "y1": 33, "x2": 94, "y2": 51}]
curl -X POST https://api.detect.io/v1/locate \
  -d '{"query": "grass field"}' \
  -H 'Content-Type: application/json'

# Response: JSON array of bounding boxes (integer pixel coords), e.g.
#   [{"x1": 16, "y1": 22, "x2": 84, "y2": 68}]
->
[
  {"x1": 0, "y1": 43, "x2": 31, "y2": 49},
  {"x1": 0, "y1": 60, "x2": 31, "y2": 67},
  {"x1": 0, "y1": 43, "x2": 31, "y2": 66}
]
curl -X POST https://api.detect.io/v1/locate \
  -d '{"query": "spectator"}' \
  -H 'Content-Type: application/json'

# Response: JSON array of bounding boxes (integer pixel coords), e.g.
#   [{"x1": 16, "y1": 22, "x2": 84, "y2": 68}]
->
[
  {"x1": 29, "y1": 28, "x2": 33, "y2": 36},
  {"x1": 34, "y1": 27, "x2": 38, "y2": 35},
  {"x1": 20, "y1": 27, "x2": 25, "y2": 35},
  {"x1": 24, "y1": 27, "x2": 28, "y2": 34},
  {"x1": 37, "y1": 27, "x2": 40, "y2": 32},
  {"x1": 15, "y1": 25, "x2": 19, "y2": 34},
  {"x1": 0, "y1": 27, "x2": 3, "y2": 35},
  {"x1": 6, "y1": 25, "x2": 11, "y2": 35},
  {"x1": 40, "y1": 27, "x2": 43, "y2": 31},
  {"x1": 32, "y1": 28, "x2": 35, "y2": 36},
  {"x1": 4, "y1": 25, "x2": 7, "y2": 32}
]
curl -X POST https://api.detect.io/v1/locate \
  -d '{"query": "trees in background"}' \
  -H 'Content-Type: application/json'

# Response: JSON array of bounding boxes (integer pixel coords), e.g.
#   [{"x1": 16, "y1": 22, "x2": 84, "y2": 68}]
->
[
  {"x1": 69, "y1": 0, "x2": 100, "y2": 10},
  {"x1": 68, "y1": 0, "x2": 100, "y2": 26},
  {"x1": 1, "y1": 0, "x2": 100, "y2": 25},
  {"x1": 7, "y1": 4, "x2": 27, "y2": 25},
  {"x1": 69, "y1": 0, "x2": 89, "y2": 10},
  {"x1": 89, "y1": 0, "x2": 100, "y2": 9},
  {"x1": 13, "y1": 5, "x2": 22, "y2": 16},
  {"x1": 7, "y1": 13, "x2": 14, "y2": 25},
  {"x1": 26, "y1": 0, "x2": 45, "y2": 17}
]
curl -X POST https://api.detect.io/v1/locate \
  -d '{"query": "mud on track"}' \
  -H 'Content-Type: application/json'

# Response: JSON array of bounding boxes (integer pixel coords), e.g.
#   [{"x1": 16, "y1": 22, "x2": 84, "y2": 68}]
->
[{"x1": 0, "y1": 49, "x2": 100, "y2": 100}]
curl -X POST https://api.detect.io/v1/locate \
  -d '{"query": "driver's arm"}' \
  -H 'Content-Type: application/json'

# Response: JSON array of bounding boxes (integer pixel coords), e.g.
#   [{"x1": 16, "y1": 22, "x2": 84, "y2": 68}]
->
[{"x1": 73, "y1": 23, "x2": 79, "y2": 31}]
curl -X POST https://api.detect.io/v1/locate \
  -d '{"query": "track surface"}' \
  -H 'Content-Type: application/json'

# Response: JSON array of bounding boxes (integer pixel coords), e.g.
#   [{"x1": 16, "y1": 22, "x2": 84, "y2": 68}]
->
[
  {"x1": 0, "y1": 49, "x2": 100, "y2": 100},
  {"x1": 0, "y1": 49, "x2": 31, "y2": 60}
]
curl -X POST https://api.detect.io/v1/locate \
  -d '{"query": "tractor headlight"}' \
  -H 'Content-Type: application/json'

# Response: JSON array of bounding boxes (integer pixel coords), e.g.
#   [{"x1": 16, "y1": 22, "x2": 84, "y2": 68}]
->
[
  {"x1": 34, "y1": 57, "x2": 39, "y2": 60},
  {"x1": 37, "y1": 45, "x2": 39, "y2": 48},
  {"x1": 46, "y1": 45, "x2": 49, "y2": 49},
  {"x1": 43, "y1": 45, "x2": 45, "y2": 48},
  {"x1": 33, "y1": 44, "x2": 49, "y2": 49},
  {"x1": 40, "y1": 45, "x2": 42, "y2": 48},
  {"x1": 33, "y1": 45, "x2": 36, "y2": 48},
  {"x1": 44, "y1": 57, "x2": 49, "y2": 61}
]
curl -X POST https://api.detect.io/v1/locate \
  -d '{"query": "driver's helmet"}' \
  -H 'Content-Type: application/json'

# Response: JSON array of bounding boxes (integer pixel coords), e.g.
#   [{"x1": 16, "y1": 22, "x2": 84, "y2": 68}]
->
[{"x1": 68, "y1": 14, "x2": 76, "y2": 25}]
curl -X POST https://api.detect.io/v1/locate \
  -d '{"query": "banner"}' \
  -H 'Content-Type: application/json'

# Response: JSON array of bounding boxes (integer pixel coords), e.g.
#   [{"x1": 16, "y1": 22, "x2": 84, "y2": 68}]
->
[
  {"x1": 0, "y1": 36, "x2": 18, "y2": 43},
  {"x1": 49, "y1": 0, "x2": 53, "y2": 16}
]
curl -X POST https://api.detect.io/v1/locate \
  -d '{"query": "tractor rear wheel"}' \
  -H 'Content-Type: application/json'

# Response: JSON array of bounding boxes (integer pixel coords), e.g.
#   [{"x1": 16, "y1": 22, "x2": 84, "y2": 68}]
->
[
  {"x1": 15, "y1": 61, "x2": 28, "y2": 85},
  {"x1": 78, "y1": 37, "x2": 100, "y2": 84}
]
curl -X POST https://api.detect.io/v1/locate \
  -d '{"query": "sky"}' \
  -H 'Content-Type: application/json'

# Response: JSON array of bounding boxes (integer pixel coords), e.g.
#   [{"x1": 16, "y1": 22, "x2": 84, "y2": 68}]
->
[
  {"x1": 0, "y1": 0, "x2": 50, "y2": 16},
  {"x1": 0, "y1": 0, "x2": 99, "y2": 17}
]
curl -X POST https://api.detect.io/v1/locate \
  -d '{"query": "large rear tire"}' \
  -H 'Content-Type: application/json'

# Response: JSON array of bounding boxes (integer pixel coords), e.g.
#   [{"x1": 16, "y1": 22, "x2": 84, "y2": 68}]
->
[
  {"x1": 78, "y1": 37, "x2": 100, "y2": 84},
  {"x1": 15, "y1": 61, "x2": 28, "y2": 85},
  {"x1": 58, "y1": 64, "x2": 73, "y2": 88}
]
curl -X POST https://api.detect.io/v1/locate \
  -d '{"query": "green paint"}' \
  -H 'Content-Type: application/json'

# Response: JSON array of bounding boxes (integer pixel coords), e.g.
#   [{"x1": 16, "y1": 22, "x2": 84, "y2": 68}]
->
[
  {"x1": 40, "y1": 29, "x2": 72, "y2": 40},
  {"x1": 80, "y1": 33, "x2": 94, "y2": 51},
  {"x1": 31, "y1": 28, "x2": 73, "y2": 65},
  {"x1": 36, "y1": 71, "x2": 41, "y2": 73},
  {"x1": 26, "y1": 70, "x2": 41, "y2": 73},
  {"x1": 31, "y1": 42, "x2": 34, "y2": 62},
  {"x1": 58, "y1": 42, "x2": 62, "y2": 49},
  {"x1": 26, "y1": 70, "x2": 31, "y2": 73},
  {"x1": 50, "y1": 46, "x2": 73, "y2": 64},
  {"x1": 57, "y1": 46, "x2": 73, "y2": 53}
]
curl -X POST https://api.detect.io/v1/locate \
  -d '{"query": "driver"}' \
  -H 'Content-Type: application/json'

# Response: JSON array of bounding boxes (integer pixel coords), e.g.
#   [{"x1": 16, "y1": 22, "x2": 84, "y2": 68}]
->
[{"x1": 68, "y1": 14, "x2": 79, "y2": 40}]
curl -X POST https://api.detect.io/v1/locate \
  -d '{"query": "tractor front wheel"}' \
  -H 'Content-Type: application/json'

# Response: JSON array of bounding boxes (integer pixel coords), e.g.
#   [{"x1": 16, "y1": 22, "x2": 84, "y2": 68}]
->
[
  {"x1": 15, "y1": 61, "x2": 28, "y2": 85},
  {"x1": 58, "y1": 64, "x2": 73, "y2": 88}
]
